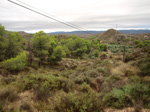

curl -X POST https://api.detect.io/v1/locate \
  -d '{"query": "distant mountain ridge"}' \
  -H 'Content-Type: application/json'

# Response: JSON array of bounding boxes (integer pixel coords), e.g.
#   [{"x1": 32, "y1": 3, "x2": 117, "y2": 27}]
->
[{"x1": 48, "y1": 30, "x2": 150, "y2": 35}]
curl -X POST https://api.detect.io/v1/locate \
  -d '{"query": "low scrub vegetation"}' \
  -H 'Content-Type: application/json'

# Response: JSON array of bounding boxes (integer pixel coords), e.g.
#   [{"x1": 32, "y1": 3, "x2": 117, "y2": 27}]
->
[
  {"x1": 2, "y1": 52, "x2": 27, "y2": 71},
  {"x1": 0, "y1": 24, "x2": 150, "y2": 111}
]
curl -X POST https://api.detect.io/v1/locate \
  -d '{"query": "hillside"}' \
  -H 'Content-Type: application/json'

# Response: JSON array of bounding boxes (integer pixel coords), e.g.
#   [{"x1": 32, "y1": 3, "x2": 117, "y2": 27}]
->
[
  {"x1": 47, "y1": 29, "x2": 150, "y2": 35},
  {"x1": 0, "y1": 24, "x2": 150, "y2": 112},
  {"x1": 100, "y1": 29, "x2": 121, "y2": 41}
]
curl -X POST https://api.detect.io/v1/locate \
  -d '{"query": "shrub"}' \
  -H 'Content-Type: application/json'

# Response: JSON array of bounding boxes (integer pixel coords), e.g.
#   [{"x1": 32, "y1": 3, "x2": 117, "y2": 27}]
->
[
  {"x1": 103, "y1": 81, "x2": 150, "y2": 109},
  {"x1": 0, "y1": 86, "x2": 18, "y2": 104},
  {"x1": 97, "y1": 67, "x2": 106, "y2": 73},
  {"x1": 125, "y1": 54, "x2": 135, "y2": 62},
  {"x1": 139, "y1": 57, "x2": 150, "y2": 76},
  {"x1": 74, "y1": 75, "x2": 92, "y2": 85},
  {"x1": 79, "y1": 83, "x2": 92, "y2": 93},
  {"x1": 88, "y1": 53, "x2": 95, "y2": 59},
  {"x1": 54, "y1": 92, "x2": 103, "y2": 112},
  {"x1": 34, "y1": 84, "x2": 53, "y2": 101},
  {"x1": 2, "y1": 52, "x2": 27, "y2": 71},
  {"x1": 100, "y1": 44, "x2": 107, "y2": 51},
  {"x1": 86, "y1": 69, "x2": 100, "y2": 78},
  {"x1": 110, "y1": 42, "x2": 115, "y2": 44},
  {"x1": 17, "y1": 74, "x2": 74, "y2": 93},
  {"x1": 49, "y1": 46, "x2": 66, "y2": 64},
  {"x1": 94, "y1": 50, "x2": 99, "y2": 57}
]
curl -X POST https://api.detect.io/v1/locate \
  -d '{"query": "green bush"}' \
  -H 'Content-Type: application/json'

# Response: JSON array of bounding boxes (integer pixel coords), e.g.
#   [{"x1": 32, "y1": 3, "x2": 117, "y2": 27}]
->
[
  {"x1": 50, "y1": 46, "x2": 66, "y2": 64},
  {"x1": 97, "y1": 67, "x2": 106, "y2": 73},
  {"x1": 54, "y1": 92, "x2": 103, "y2": 112},
  {"x1": 88, "y1": 50, "x2": 99, "y2": 59},
  {"x1": 16, "y1": 74, "x2": 74, "y2": 93},
  {"x1": 88, "y1": 53, "x2": 95, "y2": 59},
  {"x1": 94, "y1": 50, "x2": 99, "y2": 57},
  {"x1": 2, "y1": 52, "x2": 27, "y2": 71},
  {"x1": 79, "y1": 83, "x2": 92, "y2": 93},
  {"x1": 100, "y1": 44, "x2": 107, "y2": 51},
  {"x1": 139, "y1": 57, "x2": 150, "y2": 76},
  {"x1": 103, "y1": 81, "x2": 150, "y2": 109},
  {"x1": 74, "y1": 75, "x2": 92, "y2": 85}
]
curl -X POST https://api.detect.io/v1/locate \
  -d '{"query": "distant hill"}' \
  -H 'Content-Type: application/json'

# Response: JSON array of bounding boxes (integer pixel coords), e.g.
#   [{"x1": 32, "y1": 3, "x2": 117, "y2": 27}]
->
[
  {"x1": 48, "y1": 31, "x2": 104, "y2": 35},
  {"x1": 48, "y1": 30, "x2": 150, "y2": 35},
  {"x1": 18, "y1": 31, "x2": 29, "y2": 36},
  {"x1": 97, "y1": 29, "x2": 121, "y2": 41}
]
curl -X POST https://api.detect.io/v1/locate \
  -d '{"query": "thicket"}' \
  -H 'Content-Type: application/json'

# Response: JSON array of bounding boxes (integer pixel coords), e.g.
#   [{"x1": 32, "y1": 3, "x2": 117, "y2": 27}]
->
[
  {"x1": 54, "y1": 92, "x2": 103, "y2": 112},
  {"x1": 135, "y1": 40, "x2": 150, "y2": 48},
  {"x1": 103, "y1": 77, "x2": 150, "y2": 109},
  {"x1": 2, "y1": 52, "x2": 27, "y2": 71},
  {"x1": 138, "y1": 57, "x2": 150, "y2": 76},
  {"x1": 0, "y1": 24, "x2": 109, "y2": 70}
]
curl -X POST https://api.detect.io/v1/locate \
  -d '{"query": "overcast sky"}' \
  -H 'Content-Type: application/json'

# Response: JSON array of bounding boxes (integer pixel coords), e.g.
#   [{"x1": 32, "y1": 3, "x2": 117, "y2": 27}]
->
[{"x1": 0, "y1": 0, "x2": 150, "y2": 33}]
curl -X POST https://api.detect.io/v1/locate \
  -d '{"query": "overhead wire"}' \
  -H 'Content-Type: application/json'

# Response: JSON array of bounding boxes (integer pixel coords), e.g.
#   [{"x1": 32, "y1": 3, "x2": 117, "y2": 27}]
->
[
  {"x1": 0, "y1": 3, "x2": 62, "y2": 33},
  {"x1": 8, "y1": 0, "x2": 94, "y2": 35},
  {"x1": 16, "y1": 0, "x2": 88, "y2": 32}
]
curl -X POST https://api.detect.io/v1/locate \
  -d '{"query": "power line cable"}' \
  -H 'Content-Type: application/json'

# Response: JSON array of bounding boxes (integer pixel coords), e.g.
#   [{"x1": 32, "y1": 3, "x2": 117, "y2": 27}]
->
[
  {"x1": 16, "y1": 0, "x2": 87, "y2": 31},
  {"x1": 0, "y1": 4, "x2": 55, "y2": 32},
  {"x1": 16, "y1": 0, "x2": 94, "y2": 35},
  {"x1": 8, "y1": 0, "x2": 94, "y2": 35}
]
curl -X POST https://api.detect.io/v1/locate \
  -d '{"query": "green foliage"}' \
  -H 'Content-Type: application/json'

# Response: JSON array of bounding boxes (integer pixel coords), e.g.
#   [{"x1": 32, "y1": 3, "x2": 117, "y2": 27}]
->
[
  {"x1": 71, "y1": 37, "x2": 87, "y2": 57},
  {"x1": 48, "y1": 37, "x2": 57, "y2": 56},
  {"x1": 139, "y1": 57, "x2": 150, "y2": 76},
  {"x1": 110, "y1": 42, "x2": 115, "y2": 44},
  {"x1": 94, "y1": 50, "x2": 99, "y2": 57},
  {"x1": 54, "y1": 92, "x2": 103, "y2": 112},
  {"x1": 50, "y1": 46, "x2": 66, "y2": 64},
  {"x1": 74, "y1": 75, "x2": 92, "y2": 85},
  {"x1": 88, "y1": 53, "x2": 95, "y2": 59},
  {"x1": 103, "y1": 80, "x2": 150, "y2": 109},
  {"x1": 2, "y1": 52, "x2": 27, "y2": 71},
  {"x1": 135, "y1": 40, "x2": 150, "y2": 48},
  {"x1": 16, "y1": 74, "x2": 74, "y2": 93},
  {"x1": 0, "y1": 24, "x2": 5, "y2": 37},
  {"x1": 32, "y1": 31, "x2": 51, "y2": 64},
  {"x1": 85, "y1": 40, "x2": 92, "y2": 53},
  {"x1": 88, "y1": 50, "x2": 99, "y2": 58},
  {"x1": 97, "y1": 67, "x2": 106, "y2": 73},
  {"x1": 79, "y1": 83, "x2": 92, "y2": 93},
  {"x1": 108, "y1": 45, "x2": 134, "y2": 53},
  {"x1": 100, "y1": 44, "x2": 107, "y2": 51},
  {"x1": 0, "y1": 36, "x2": 5, "y2": 61},
  {"x1": 0, "y1": 31, "x2": 23, "y2": 60},
  {"x1": 62, "y1": 45, "x2": 70, "y2": 57}
]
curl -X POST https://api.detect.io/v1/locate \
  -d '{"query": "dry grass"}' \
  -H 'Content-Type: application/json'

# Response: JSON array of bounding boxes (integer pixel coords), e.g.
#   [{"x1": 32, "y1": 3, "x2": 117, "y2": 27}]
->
[
  {"x1": 111, "y1": 62, "x2": 140, "y2": 76},
  {"x1": 105, "y1": 108, "x2": 149, "y2": 112}
]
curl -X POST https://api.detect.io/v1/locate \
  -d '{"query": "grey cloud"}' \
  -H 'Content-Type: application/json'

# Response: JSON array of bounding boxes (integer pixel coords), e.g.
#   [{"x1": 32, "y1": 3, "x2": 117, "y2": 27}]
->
[{"x1": 0, "y1": 0, "x2": 150, "y2": 32}]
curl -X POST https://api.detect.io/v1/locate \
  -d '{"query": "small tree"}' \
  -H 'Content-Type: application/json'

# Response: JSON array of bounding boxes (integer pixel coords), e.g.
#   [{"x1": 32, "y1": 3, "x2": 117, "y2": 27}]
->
[
  {"x1": 2, "y1": 52, "x2": 27, "y2": 71},
  {"x1": 0, "y1": 24, "x2": 5, "y2": 37},
  {"x1": 62, "y1": 45, "x2": 70, "y2": 57},
  {"x1": 49, "y1": 46, "x2": 66, "y2": 64},
  {"x1": 32, "y1": 31, "x2": 50, "y2": 67},
  {"x1": 0, "y1": 36, "x2": 5, "y2": 61},
  {"x1": 4, "y1": 31, "x2": 23, "y2": 59},
  {"x1": 72, "y1": 37, "x2": 87, "y2": 58}
]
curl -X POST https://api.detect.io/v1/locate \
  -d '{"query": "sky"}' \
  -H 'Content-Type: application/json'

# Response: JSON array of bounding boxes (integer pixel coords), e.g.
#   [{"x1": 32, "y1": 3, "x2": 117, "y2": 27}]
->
[{"x1": 0, "y1": 0, "x2": 150, "y2": 33}]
